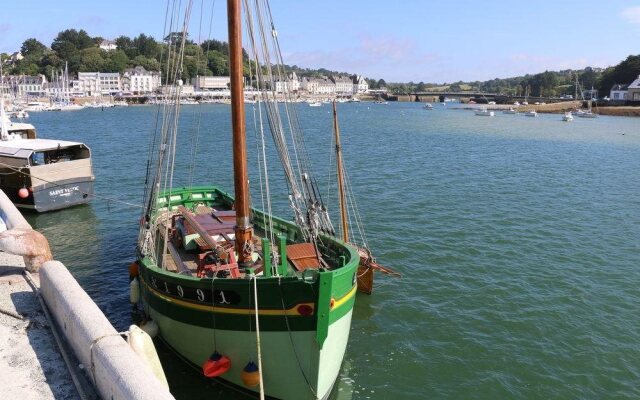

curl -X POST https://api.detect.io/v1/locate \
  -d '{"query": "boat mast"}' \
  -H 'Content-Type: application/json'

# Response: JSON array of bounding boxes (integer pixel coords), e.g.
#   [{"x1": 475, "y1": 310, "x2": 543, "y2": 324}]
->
[
  {"x1": 227, "y1": 0, "x2": 253, "y2": 266},
  {"x1": 332, "y1": 101, "x2": 348, "y2": 243}
]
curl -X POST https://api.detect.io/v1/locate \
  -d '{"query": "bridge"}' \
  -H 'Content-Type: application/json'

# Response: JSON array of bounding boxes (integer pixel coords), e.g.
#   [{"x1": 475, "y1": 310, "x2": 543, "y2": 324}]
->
[{"x1": 388, "y1": 92, "x2": 569, "y2": 104}]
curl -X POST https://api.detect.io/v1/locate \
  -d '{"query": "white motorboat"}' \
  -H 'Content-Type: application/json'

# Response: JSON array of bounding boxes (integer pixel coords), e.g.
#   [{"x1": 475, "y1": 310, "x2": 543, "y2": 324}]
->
[
  {"x1": 562, "y1": 112, "x2": 573, "y2": 121},
  {"x1": 475, "y1": 108, "x2": 494, "y2": 117},
  {"x1": 308, "y1": 102, "x2": 322, "y2": 107},
  {"x1": 423, "y1": 103, "x2": 433, "y2": 110},
  {"x1": 503, "y1": 108, "x2": 517, "y2": 114},
  {"x1": 577, "y1": 111, "x2": 598, "y2": 118},
  {"x1": 525, "y1": 111, "x2": 538, "y2": 117}
]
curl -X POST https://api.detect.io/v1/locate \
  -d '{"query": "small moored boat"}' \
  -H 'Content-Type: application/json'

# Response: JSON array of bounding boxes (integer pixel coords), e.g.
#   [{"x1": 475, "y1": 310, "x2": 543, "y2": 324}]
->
[
  {"x1": 0, "y1": 107, "x2": 94, "y2": 212},
  {"x1": 474, "y1": 108, "x2": 494, "y2": 117}
]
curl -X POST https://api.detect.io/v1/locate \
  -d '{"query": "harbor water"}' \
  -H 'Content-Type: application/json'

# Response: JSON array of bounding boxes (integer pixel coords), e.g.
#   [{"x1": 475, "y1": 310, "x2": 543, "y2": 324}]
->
[{"x1": 24, "y1": 103, "x2": 640, "y2": 399}]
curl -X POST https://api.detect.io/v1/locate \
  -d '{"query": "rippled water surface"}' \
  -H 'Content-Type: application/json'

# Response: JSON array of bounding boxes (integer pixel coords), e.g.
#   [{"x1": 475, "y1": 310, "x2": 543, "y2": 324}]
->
[{"x1": 24, "y1": 103, "x2": 640, "y2": 399}]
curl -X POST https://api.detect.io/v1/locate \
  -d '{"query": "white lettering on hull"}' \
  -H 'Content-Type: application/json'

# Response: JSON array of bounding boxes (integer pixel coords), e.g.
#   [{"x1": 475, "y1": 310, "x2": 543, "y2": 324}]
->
[{"x1": 49, "y1": 186, "x2": 80, "y2": 197}]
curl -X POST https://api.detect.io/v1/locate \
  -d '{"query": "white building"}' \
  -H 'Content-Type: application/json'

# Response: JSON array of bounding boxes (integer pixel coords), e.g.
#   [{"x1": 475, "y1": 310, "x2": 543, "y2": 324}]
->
[
  {"x1": 99, "y1": 40, "x2": 117, "y2": 51},
  {"x1": 3, "y1": 75, "x2": 47, "y2": 97},
  {"x1": 122, "y1": 66, "x2": 161, "y2": 94},
  {"x1": 627, "y1": 74, "x2": 640, "y2": 102},
  {"x1": 332, "y1": 76, "x2": 353, "y2": 95},
  {"x1": 352, "y1": 75, "x2": 369, "y2": 94},
  {"x1": 192, "y1": 76, "x2": 231, "y2": 90},
  {"x1": 75, "y1": 72, "x2": 121, "y2": 96},
  {"x1": 159, "y1": 83, "x2": 195, "y2": 96},
  {"x1": 301, "y1": 77, "x2": 335, "y2": 95},
  {"x1": 300, "y1": 77, "x2": 318, "y2": 94},
  {"x1": 8, "y1": 52, "x2": 24, "y2": 64},
  {"x1": 609, "y1": 84, "x2": 628, "y2": 101},
  {"x1": 274, "y1": 72, "x2": 300, "y2": 94},
  {"x1": 316, "y1": 77, "x2": 336, "y2": 94}
]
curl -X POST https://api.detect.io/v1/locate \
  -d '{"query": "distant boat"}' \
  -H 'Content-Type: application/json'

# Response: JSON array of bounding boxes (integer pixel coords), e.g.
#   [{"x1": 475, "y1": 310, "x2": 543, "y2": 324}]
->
[
  {"x1": 475, "y1": 108, "x2": 494, "y2": 117},
  {"x1": 57, "y1": 103, "x2": 84, "y2": 111},
  {"x1": 347, "y1": 97, "x2": 360, "y2": 103},
  {"x1": 308, "y1": 102, "x2": 322, "y2": 107},
  {"x1": 577, "y1": 110, "x2": 597, "y2": 118},
  {"x1": 423, "y1": 103, "x2": 433, "y2": 110},
  {"x1": 562, "y1": 112, "x2": 573, "y2": 122},
  {"x1": 525, "y1": 110, "x2": 538, "y2": 117},
  {"x1": 0, "y1": 102, "x2": 94, "y2": 211},
  {"x1": 10, "y1": 110, "x2": 29, "y2": 119},
  {"x1": 503, "y1": 108, "x2": 517, "y2": 114},
  {"x1": 374, "y1": 100, "x2": 388, "y2": 105}
]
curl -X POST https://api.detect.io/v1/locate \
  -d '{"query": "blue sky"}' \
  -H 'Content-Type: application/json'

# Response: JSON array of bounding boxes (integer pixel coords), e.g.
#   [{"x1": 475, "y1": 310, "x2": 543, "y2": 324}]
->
[{"x1": 1, "y1": 0, "x2": 639, "y2": 82}]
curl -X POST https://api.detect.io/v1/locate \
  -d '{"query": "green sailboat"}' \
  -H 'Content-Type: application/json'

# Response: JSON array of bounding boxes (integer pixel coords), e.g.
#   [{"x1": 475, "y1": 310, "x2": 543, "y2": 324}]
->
[{"x1": 135, "y1": 1, "x2": 358, "y2": 399}]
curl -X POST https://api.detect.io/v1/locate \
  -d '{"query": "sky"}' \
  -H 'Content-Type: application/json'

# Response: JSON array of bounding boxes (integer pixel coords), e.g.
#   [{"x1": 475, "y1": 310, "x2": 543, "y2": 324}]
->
[{"x1": 1, "y1": 0, "x2": 639, "y2": 83}]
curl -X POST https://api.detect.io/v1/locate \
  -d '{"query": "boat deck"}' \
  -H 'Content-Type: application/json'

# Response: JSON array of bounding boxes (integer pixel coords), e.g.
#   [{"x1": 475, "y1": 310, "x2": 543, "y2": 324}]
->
[{"x1": 157, "y1": 205, "x2": 321, "y2": 278}]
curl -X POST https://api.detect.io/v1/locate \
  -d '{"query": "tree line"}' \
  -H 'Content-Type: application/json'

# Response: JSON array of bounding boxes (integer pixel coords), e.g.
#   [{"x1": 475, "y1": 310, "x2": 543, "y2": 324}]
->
[
  {"x1": 2, "y1": 29, "x2": 638, "y2": 97},
  {"x1": 381, "y1": 55, "x2": 640, "y2": 97},
  {"x1": 1, "y1": 29, "x2": 253, "y2": 84}
]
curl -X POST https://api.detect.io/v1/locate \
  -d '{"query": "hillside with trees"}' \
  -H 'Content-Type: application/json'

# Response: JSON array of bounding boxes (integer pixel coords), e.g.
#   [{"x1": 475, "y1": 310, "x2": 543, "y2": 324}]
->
[{"x1": 2, "y1": 28, "x2": 639, "y2": 99}]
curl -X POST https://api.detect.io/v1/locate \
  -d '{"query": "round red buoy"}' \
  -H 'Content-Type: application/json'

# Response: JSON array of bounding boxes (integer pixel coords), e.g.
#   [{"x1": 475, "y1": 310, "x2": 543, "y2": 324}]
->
[
  {"x1": 202, "y1": 352, "x2": 231, "y2": 378},
  {"x1": 18, "y1": 188, "x2": 29, "y2": 198}
]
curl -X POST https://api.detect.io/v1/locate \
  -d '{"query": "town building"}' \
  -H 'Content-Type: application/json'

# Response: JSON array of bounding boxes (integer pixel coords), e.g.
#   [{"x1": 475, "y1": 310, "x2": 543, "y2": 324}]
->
[
  {"x1": 609, "y1": 84, "x2": 628, "y2": 101},
  {"x1": 274, "y1": 72, "x2": 300, "y2": 94},
  {"x1": 300, "y1": 77, "x2": 318, "y2": 94},
  {"x1": 99, "y1": 40, "x2": 117, "y2": 52},
  {"x1": 122, "y1": 66, "x2": 161, "y2": 94},
  {"x1": 332, "y1": 76, "x2": 353, "y2": 95},
  {"x1": 75, "y1": 72, "x2": 121, "y2": 96},
  {"x1": 2, "y1": 75, "x2": 47, "y2": 97},
  {"x1": 581, "y1": 89, "x2": 598, "y2": 100},
  {"x1": 8, "y1": 52, "x2": 24, "y2": 65},
  {"x1": 300, "y1": 76, "x2": 335, "y2": 95},
  {"x1": 627, "y1": 74, "x2": 640, "y2": 102},
  {"x1": 191, "y1": 76, "x2": 231, "y2": 91},
  {"x1": 352, "y1": 75, "x2": 369, "y2": 94}
]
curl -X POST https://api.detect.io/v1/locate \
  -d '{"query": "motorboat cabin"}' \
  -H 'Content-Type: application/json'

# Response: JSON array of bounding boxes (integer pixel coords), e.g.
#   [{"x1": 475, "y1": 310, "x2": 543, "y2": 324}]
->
[{"x1": 0, "y1": 120, "x2": 94, "y2": 211}]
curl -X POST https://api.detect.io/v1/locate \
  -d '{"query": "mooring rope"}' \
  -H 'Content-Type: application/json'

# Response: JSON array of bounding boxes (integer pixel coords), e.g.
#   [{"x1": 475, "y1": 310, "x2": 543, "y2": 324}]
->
[{"x1": 0, "y1": 160, "x2": 143, "y2": 209}]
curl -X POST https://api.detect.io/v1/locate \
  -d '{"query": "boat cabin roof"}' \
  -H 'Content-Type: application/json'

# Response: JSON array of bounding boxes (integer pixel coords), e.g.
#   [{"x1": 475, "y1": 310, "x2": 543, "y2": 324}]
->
[
  {"x1": 6, "y1": 121, "x2": 36, "y2": 131},
  {"x1": 0, "y1": 138, "x2": 88, "y2": 158}
]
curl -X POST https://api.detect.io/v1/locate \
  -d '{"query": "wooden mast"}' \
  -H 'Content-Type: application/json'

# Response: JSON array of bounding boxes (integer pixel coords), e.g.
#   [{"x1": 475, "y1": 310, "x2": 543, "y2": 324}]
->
[
  {"x1": 227, "y1": 0, "x2": 253, "y2": 266},
  {"x1": 332, "y1": 101, "x2": 349, "y2": 243}
]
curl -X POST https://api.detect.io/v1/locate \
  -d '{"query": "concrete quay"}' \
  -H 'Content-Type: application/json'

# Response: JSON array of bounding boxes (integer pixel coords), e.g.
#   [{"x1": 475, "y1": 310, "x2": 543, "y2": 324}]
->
[
  {"x1": 0, "y1": 188, "x2": 175, "y2": 400},
  {"x1": 0, "y1": 252, "x2": 80, "y2": 400}
]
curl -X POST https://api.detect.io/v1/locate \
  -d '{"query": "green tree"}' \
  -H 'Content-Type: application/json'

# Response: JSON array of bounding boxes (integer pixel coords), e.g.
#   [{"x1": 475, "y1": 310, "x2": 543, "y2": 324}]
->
[
  {"x1": 20, "y1": 38, "x2": 47, "y2": 58},
  {"x1": 115, "y1": 36, "x2": 137, "y2": 58},
  {"x1": 104, "y1": 50, "x2": 129, "y2": 72},
  {"x1": 207, "y1": 51, "x2": 228, "y2": 76},
  {"x1": 51, "y1": 29, "x2": 94, "y2": 60},
  {"x1": 77, "y1": 47, "x2": 106, "y2": 72},
  {"x1": 376, "y1": 78, "x2": 386, "y2": 88},
  {"x1": 133, "y1": 34, "x2": 158, "y2": 58},
  {"x1": 597, "y1": 55, "x2": 640, "y2": 94},
  {"x1": 130, "y1": 55, "x2": 160, "y2": 72}
]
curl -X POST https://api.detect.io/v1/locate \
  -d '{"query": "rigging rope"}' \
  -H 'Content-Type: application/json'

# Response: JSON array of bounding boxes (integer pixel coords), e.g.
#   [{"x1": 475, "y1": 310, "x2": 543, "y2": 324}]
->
[{"x1": 252, "y1": 276, "x2": 265, "y2": 400}]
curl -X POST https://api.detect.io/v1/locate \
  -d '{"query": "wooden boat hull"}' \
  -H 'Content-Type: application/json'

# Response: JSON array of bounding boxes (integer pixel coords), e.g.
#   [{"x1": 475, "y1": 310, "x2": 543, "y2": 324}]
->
[{"x1": 138, "y1": 186, "x2": 359, "y2": 399}]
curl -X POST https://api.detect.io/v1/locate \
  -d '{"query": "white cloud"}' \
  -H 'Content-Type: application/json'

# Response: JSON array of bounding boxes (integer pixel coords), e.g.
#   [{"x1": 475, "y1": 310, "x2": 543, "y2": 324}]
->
[
  {"x1": 282, "y1": 35, "x2": 438, "y2": 81},
  {"x1": 621, "y1": 6, "x2": 640, "y2": 25}
]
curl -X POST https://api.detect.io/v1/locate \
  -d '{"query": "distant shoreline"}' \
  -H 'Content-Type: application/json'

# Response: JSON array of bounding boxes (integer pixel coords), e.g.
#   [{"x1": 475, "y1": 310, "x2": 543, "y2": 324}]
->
[{"x1": 453, "y1": 101, "x2": 640, "y2": 117}]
